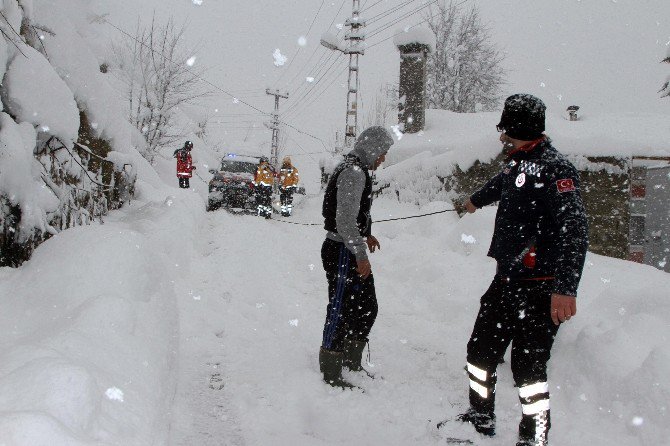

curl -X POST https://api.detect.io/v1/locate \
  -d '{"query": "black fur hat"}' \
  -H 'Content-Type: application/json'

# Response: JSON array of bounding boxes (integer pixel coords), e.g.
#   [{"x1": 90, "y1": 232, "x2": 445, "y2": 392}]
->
[{"x1": 497, "y1": 94, "x2": 546, "y2": 140}]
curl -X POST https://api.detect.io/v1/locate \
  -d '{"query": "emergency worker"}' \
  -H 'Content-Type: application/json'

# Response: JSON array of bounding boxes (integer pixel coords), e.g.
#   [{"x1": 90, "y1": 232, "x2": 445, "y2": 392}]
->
[
  {"x1": 174, "y1": 141, "x2": 196, "y2": 188},
  {"x1": 279, "y1": 156, "x2": 299, "y2": 216},
  {"x1": 450, "y1": 94, "x2": 589, "y2": 446},
  {"x1": 253, "y1": 156, "x2": 274, "y2": 218},
  {"x1": 319, "y1": 126, "x2": 394, "y2": 388}
]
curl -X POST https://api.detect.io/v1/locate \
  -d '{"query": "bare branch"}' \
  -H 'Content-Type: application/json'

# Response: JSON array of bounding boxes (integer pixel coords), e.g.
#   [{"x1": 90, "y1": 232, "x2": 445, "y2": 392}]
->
[
  {"x1": 110, "y1": 16, "x2": 211, "y2": 163},
  {"x1": 424, "y1": 0, "x2": 506, "y2": 113}
]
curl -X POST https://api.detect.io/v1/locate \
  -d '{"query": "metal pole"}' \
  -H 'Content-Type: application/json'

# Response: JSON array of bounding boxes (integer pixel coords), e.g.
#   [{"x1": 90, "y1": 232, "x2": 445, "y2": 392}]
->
[
  {"x1": 265, "y1": 88, "x2": 289, "y2": 169},
  {"x1": 344, "y1": 0, "x2": 365, "y2": 149}
]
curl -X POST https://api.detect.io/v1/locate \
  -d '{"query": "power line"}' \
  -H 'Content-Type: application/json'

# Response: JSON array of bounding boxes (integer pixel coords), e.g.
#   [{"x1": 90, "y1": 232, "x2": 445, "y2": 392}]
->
[
  {"x1": 360, "y1": 0, "x2": 388, "y2": 13},
  {"x1": 282, "y1": 52, "x2": 345, "y2": 117},
  {"x1": 102, "y1": 17, "x2": 270, "y2": 117},
  {"x1": 283, "y1": 62, "x2": 348, "y2": 121},
  {"x1": 102, "y1": 17, "x2": 330, "y2": 149},
  {"x1": 365, "y1": 0, "x2": 438, "y2": 40},
  {"x1": 366, "y1": 0, "x2": 470, "y2": 49},
  {"x1": 279, "y1": 0, "x2": 348, "y2": 93},
  {"x1": 273, "y1": 0, "x2": 327, "y2": 88},
  {"x1": 280, "y1": 0, "x2": 348, "y2": 96}
]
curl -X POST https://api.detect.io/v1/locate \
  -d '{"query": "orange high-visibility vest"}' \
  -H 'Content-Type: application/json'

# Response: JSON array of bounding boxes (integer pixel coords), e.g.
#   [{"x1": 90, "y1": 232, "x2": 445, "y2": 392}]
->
[
  {"x1": 254, "y1": 163, "x2": 274, "y2": 186},
  {"x1": 280, "y1": 166, "x2": 299, "y2": 188}
]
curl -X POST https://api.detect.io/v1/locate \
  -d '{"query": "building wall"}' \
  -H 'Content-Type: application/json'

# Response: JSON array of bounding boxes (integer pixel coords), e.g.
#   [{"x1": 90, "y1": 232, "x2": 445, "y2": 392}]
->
[{"x1": 579, "y1": 157, "x2": 631, "y2": 259}]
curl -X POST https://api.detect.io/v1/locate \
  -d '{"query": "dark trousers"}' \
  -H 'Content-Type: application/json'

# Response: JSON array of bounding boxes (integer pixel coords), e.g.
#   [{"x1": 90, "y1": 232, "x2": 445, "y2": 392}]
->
[
  {"x1": 280, "y1": 187, "x2": 294, "y2": 206},
  {"x1": 321, "y1": 238, "x2": 378, "y2": 352},
  {"x1": 466, "y1": 277, "x2": 559, "y2": 415},
  {"x1": 178, "y1": 177, "x2": 190, "y2": 188},
  {"x1": 255, "y1": 185, "x2": 272, "y2": 210}
]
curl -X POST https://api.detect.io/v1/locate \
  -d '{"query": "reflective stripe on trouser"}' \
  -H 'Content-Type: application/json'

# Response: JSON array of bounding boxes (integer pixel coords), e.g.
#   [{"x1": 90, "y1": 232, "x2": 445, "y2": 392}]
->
[
  {"x1": 466, "y1": 361, "x2": 496, "y2": 414},
  {"x1": 320, "y1": 239, "x2": 378, "y2": 352},
  {"x1": 518, "y1": 382, "x2": 550, "y2": 445},
  {"x1": 466, "y1": 278, "x2": 559, "y2": 417}
]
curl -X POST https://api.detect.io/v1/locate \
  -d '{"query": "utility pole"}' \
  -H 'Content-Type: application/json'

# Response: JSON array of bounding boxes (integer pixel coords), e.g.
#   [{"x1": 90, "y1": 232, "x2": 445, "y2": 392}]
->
[
  {"x1": 265, "y1": 88, "x2": 289, "y2": 168},
  {"x1": 343, "y1": 0, "x2": 365, "y2": 149}
]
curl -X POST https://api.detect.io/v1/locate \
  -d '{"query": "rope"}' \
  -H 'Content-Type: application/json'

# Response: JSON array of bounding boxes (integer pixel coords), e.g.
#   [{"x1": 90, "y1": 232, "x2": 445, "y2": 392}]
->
[{"x1": 271, "y1": 207, "x2": 457, "y2": 226}]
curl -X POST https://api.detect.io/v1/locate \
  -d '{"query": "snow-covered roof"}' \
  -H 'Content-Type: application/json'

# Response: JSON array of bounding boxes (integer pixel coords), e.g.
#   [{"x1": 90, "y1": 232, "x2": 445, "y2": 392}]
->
[
  {"x1": 392, "y1": 26, "x2": 434, "y2": 53},
  {"x1": 387, "y1": 109, "x2": 670, "y2": 171}
]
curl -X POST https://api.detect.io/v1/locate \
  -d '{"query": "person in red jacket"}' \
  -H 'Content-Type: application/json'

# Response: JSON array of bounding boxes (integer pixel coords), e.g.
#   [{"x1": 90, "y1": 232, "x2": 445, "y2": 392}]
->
[{"x1": 174, "y1": 141, "x2": 196, "y2": 188}]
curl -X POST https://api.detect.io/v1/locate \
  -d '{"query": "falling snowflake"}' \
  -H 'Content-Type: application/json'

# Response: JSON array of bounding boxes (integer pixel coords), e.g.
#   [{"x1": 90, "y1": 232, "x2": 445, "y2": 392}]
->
[
  {"x1": 308, "y1": 264, "x2": 315, "y2": 270},
  {"x1": 232, "y1": 97, "x2": 239, "y2": 104},
  {"x1": 461, "y1": 234, "x2": 476, "y2": 244},
  {"x1": 186, "y1": 56, "x2": 197, "y2": 66},
  {"x1": 631, "y1": 416, "x2": 644, "y2": 426},
  {"x1": 298, "y1": 36, "x2": 307, "y2": 46},
  {"x1": 273, "y1": 49, "x2": 287, "y2": 67},
  {"x1": 192, "y1": 0, "x2": 203, "y2": 4},
  {"x1": 289, "y1": 319, "x2": 299, "y2": 326},
  {"x1": 306, "y1": 77, "x2": 315, "y2": 83},
  {"x1": 105, "y1": 387, "x2": 124, "y2": 402}
]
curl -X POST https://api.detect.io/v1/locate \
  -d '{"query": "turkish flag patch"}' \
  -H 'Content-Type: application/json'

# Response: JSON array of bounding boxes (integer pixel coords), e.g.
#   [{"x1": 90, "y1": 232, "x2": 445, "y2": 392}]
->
[{"x1": 556, "y1": 178, "x2": 576, "y2": 193}]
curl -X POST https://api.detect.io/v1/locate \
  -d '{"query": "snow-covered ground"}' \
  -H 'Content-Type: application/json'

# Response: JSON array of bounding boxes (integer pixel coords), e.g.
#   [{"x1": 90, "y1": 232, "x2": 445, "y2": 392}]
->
[
  {"x1": 1, "y1": 0, "x2": 669, "y2": 445},
  {"x1": 1, "y1": 181, "x2": 669, "y2": 445}
]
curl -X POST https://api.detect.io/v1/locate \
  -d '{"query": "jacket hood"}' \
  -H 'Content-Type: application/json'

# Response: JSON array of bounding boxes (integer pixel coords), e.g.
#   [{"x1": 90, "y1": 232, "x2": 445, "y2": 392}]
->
[{"x1": 348, "y1": 126, "x2": 394, "y2": 169}]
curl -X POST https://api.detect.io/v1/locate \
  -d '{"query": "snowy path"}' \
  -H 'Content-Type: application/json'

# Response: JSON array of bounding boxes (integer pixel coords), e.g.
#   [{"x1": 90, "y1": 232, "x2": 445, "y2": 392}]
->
[
  {"x1": 2, "y1": 189, "x2": 669, "y2": 445},
  {"x1": 163, "y1": 195, "x2": 505, "y2": 445}
]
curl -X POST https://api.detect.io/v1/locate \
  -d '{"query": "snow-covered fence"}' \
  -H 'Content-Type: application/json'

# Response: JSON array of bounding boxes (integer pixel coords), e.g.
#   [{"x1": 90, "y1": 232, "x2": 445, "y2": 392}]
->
[{"x1": 0, "y1": 137, "x2": 136, "y2": 267}]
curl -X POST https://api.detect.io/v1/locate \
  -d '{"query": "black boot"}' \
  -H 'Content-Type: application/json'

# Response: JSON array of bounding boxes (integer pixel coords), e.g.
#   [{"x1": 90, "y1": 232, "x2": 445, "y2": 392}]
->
[
  {"x1": 517, "y1": 410, "x2": 550, "y2": 446},
  {"x1": 319, "y1": 347, "x2": 355, "y2": 389},
  {"x1": 455, "y1": 408, "x2": 496, "y2": 437},
  {"x1": 343, "y1": 339, "x2": 375, "y2": 378}
]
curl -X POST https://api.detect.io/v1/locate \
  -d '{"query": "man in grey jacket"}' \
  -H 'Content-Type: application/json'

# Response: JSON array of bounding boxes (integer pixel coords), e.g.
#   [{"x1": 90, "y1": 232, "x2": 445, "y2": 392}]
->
[{"x1": 319, "y1": 126, "x2": 394, "y2": 388}]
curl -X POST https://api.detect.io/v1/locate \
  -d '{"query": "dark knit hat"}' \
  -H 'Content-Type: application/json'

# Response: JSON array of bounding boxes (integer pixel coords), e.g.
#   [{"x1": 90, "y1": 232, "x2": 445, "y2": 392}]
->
[{"x1": 497, "y1": 94, "x2": 546, "y2": 140}]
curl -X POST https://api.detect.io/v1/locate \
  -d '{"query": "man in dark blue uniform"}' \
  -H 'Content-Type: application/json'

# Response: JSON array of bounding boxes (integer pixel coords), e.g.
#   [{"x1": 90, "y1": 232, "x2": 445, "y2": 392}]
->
[
  {"x1": 319, "y1": 126, "x2": 394, "y2": 388},
  {"x1": 455, "y1": 94, "x2": 589, "y2": 445}
]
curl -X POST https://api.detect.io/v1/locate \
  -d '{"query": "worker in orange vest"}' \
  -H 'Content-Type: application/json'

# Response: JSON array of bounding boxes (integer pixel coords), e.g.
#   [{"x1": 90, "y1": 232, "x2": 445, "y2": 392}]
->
[
  {"x1": 253, "y1": 156, "x2": 274, "y2": 218},
  {"x1": 279, "y1": 156, "x2": 299, "y2": 217}
]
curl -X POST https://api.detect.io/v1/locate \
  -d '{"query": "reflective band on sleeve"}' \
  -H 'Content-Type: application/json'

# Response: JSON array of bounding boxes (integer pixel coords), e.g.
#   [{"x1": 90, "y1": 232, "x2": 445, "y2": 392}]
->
[
  {"x1": 467, "y1": 362, "x2": 487, "y2": 382},
  {"x1": 469, "y1": 379, "x2": 489, "y2": 399},
  {"x1": 519, "y1": 381, "x2": 549, "y2": 398},
  {"x1": 522, "y1": 399, "x2": 550, "y2": 415}
]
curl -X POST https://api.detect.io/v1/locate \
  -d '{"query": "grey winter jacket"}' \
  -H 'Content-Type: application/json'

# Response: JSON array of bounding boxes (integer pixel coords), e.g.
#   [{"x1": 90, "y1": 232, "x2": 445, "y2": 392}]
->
[{"x1": 324, "y1": 126, "x2": 394, "y2": 261}]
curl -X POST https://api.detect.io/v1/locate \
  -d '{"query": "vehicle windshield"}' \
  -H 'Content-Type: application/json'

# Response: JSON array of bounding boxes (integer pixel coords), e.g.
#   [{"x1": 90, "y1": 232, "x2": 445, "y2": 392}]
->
[{"x1": 219, "y1": 160, "x2": 257, "y2": 174}]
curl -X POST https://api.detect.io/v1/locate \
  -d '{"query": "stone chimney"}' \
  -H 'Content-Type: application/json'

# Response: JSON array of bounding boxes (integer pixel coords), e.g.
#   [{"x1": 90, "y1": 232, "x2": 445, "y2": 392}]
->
[{"x1": 395, "y1": 28, "x2": 433, "y2": 133}]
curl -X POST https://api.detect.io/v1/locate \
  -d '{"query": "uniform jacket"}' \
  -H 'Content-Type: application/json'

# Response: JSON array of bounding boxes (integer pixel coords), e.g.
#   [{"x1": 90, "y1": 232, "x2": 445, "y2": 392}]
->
[
  {"x1": 280, "y1": 165, "x2": 299, "y2": 188},
  {"x1": 175, "y1": 149, "x2": 194, "y2": 178},
  {"x1": 253, "y1": 162, "x2": 274, "y2": 187},
  {"x1": 470, "y1": 138, "x2": 589, "y2": 296}
]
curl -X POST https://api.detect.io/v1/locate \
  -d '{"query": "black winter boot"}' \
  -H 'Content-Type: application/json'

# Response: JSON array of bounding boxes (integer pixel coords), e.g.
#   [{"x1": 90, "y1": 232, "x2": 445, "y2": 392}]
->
[
  {"x1": 455, "y1": 408, "x2": 496, "y2": 437},
  {"x1": 517, "y1": 410, "x2": 550, "y2": 446},
  {"x1": 319, "y1": 347, "x2": 355, "y2": 389},
  {"x1": 343, "y1": 339, "x2": 374, "y2": 377}
]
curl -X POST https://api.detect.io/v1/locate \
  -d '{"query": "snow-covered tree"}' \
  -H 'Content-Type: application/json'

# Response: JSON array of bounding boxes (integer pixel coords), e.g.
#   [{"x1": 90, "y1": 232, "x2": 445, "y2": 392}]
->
[
  {"x1": 361, "y1": 84, "x2": 398, "y2": 129},
  {"x1": 113, "y1": 17, "x2": 210, "y2": 164},
  {"x1": 424, "y1": 1, "x2": 506, "y2": 113}
]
